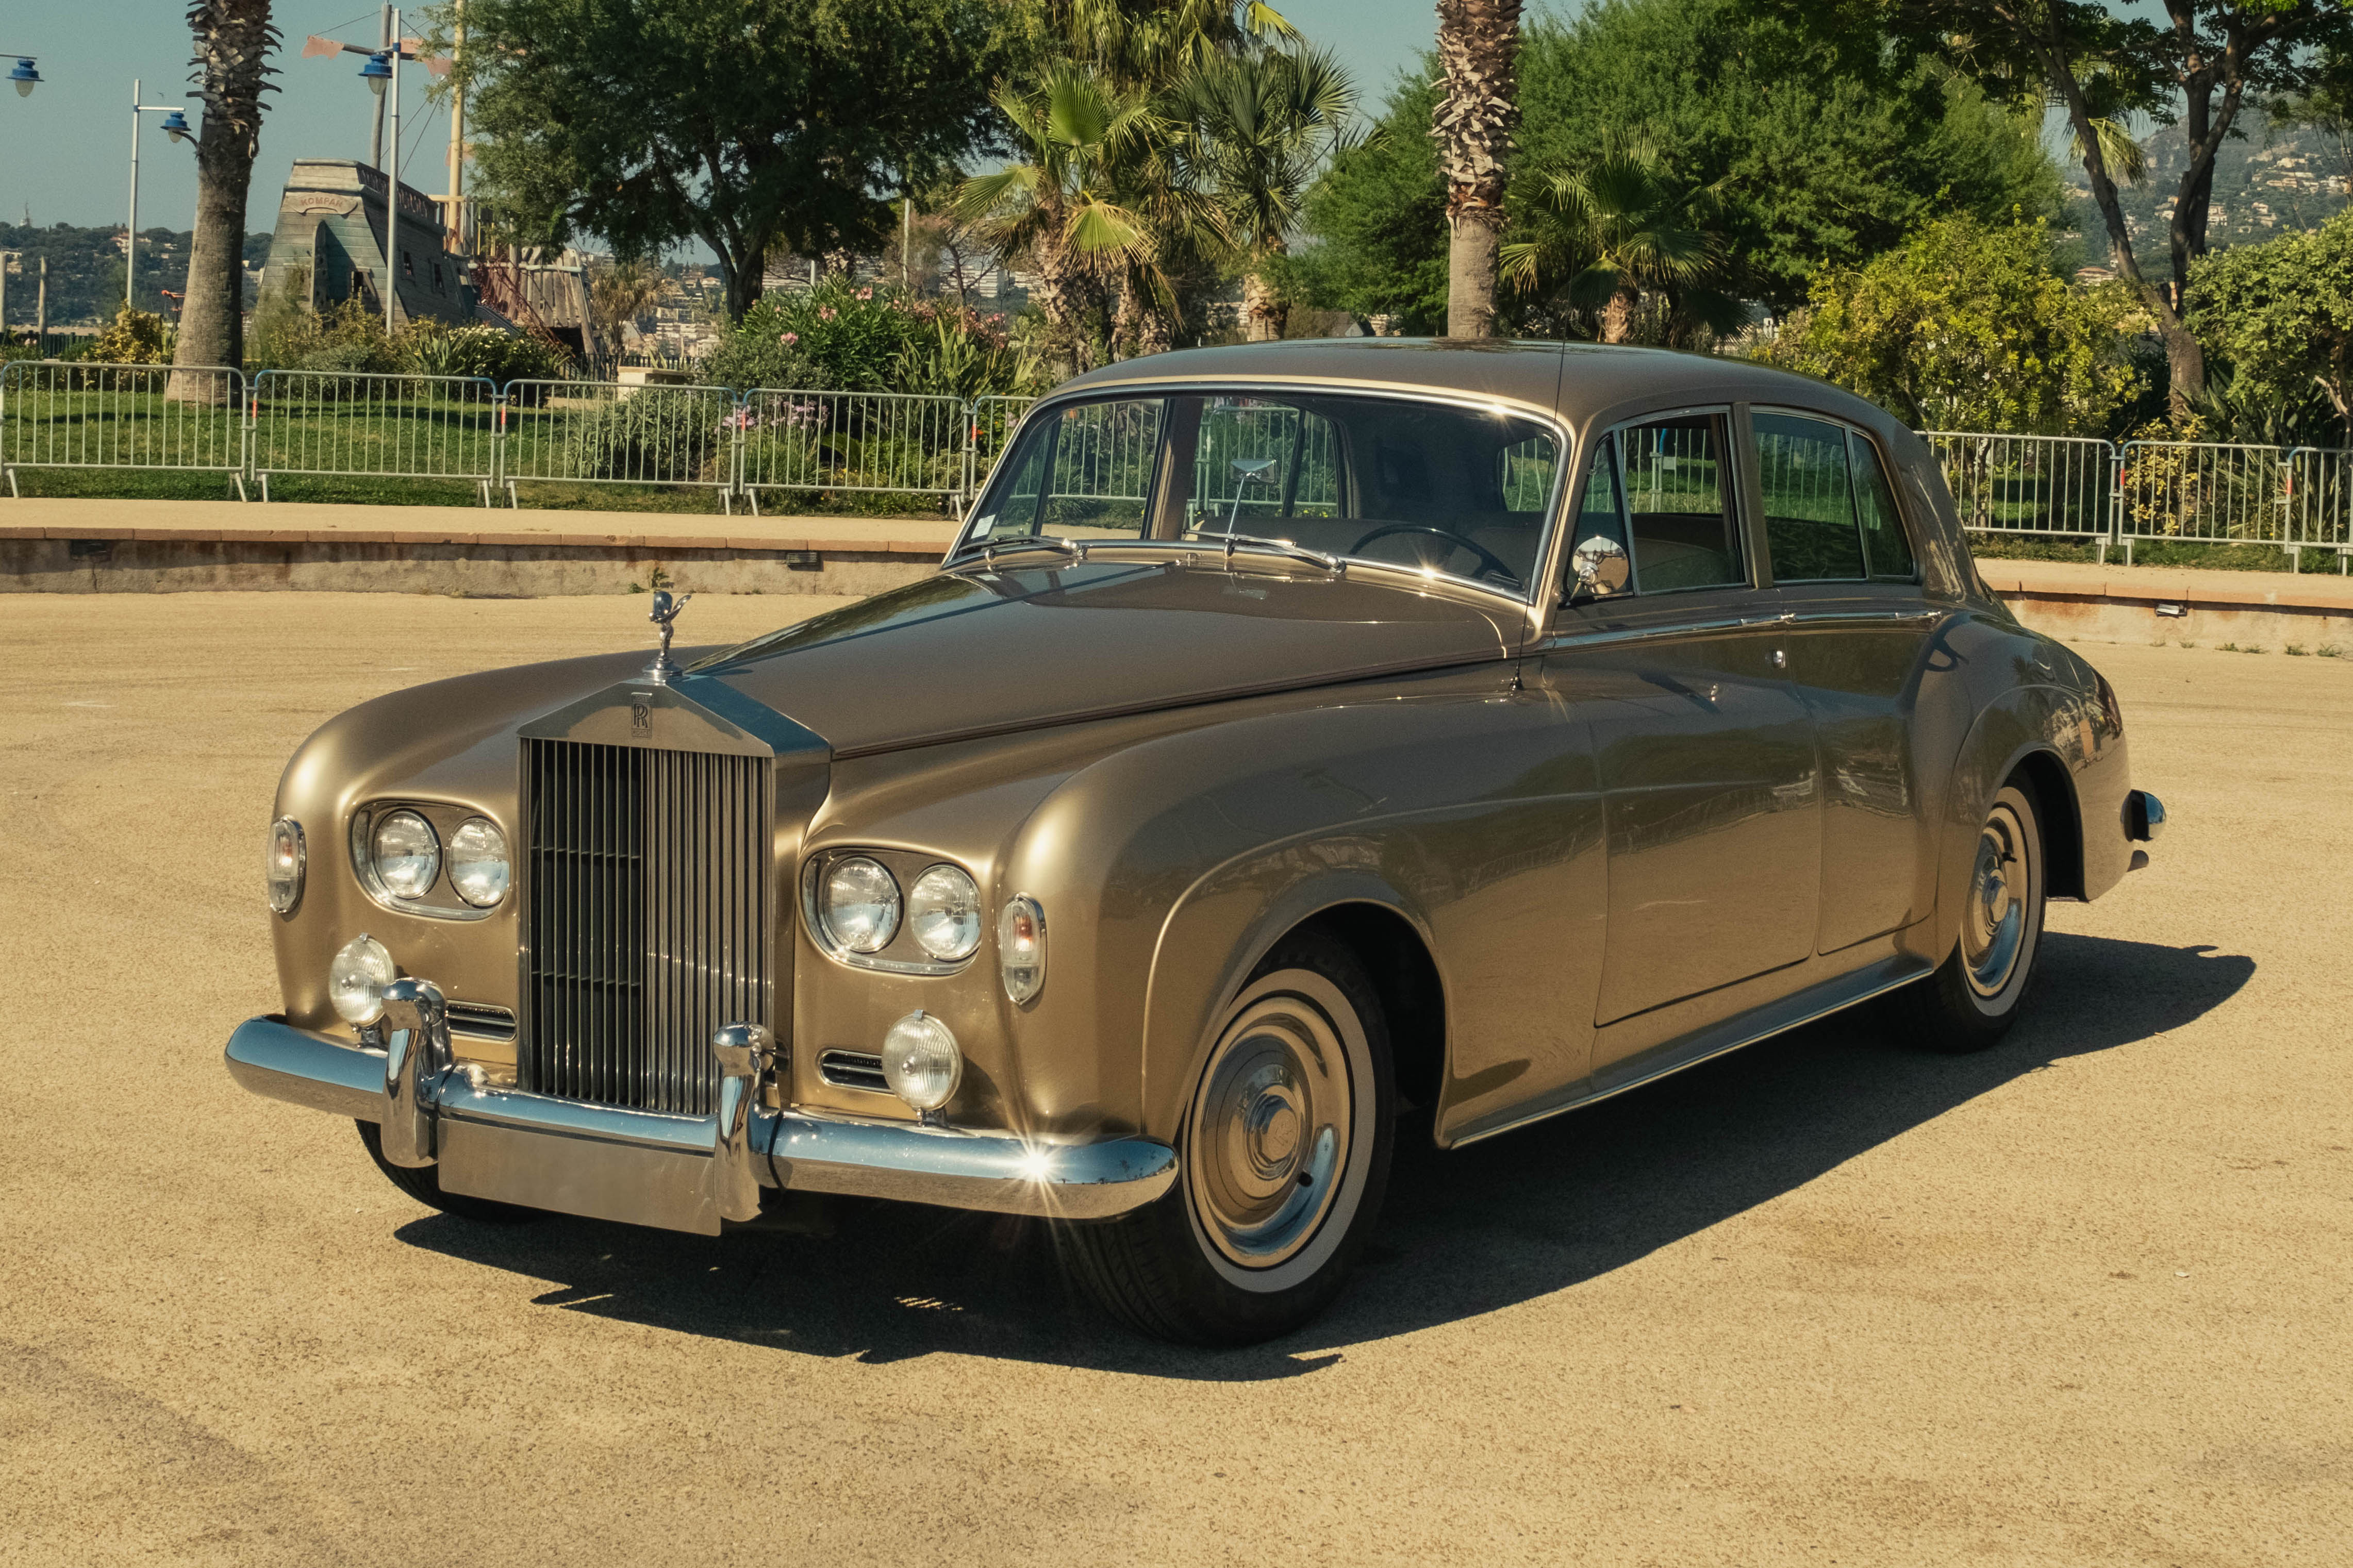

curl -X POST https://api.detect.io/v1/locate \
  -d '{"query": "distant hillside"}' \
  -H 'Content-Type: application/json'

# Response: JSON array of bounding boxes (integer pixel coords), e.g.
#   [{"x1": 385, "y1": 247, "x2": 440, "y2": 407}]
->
[
  {"x1": 2062, "y1": 106, "x2": 2349, "y2": 272},
  {"x1": 0, "y1": 225, "x2": 273, "y2": 329}
]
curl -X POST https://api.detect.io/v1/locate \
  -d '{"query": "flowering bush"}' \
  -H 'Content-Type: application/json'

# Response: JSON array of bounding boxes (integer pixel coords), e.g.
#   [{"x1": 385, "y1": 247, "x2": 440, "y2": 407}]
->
[{"x1": 706, "y1": 277, "x2": 1040, "y2": 397}]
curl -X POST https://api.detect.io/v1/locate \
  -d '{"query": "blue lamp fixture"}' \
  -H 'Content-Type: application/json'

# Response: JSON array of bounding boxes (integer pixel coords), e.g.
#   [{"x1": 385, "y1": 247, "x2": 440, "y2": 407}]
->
[
  {"x1": 358, "y1": 52, "x2": 392, "y2": 96},
  {"x1": 160, "y1": 108, "x2": 192, "y2": 143},
  {"x1": 9, "y1": 56, "x2": 39, "y2": 97}
]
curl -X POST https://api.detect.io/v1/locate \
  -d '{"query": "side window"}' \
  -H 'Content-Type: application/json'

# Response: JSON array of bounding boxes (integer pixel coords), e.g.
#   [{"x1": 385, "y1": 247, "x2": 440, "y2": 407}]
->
[
  {"x1": 1621, "y1": 413, "x2": 1743, "y2": 592},
  {"x1": 1754, "y1": 412, "x2": 1866, "y2": 581},
  {"x1": 1848, "y1": 433, "x2": 1919, "y2": 581}
]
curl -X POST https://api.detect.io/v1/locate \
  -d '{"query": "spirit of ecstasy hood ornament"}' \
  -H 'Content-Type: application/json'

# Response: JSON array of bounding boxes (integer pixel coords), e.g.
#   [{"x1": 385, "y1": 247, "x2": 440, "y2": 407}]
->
[{"x1": 644, "y1": 589, "x2": 693, "y2": 683}]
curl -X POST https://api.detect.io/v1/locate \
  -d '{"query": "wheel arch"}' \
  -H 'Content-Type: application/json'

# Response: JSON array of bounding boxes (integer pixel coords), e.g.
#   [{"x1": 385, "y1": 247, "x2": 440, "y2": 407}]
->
[{"x1": 1140, "y1": 865, "x2": 1451, "y2": 1146}]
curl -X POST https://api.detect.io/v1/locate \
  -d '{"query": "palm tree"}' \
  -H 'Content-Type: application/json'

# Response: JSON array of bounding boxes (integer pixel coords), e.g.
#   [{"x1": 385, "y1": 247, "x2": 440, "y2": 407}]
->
[
  {"x1": 169, "y1": 0, "x2": 278, "y2": 402},
  {"x1": 1433, "y1": 0, "x2": 1522, "y2": 338},
  {"x1": 954, "y1": 65, "x2": 1180, "y2": 375},
  {"x1": 1181, "y1": 47, "x2": 1356, "y2": 342},
  {"x1": 1055, "y1": 0, "x2": 1297, "y2": 88},
  {"x1": 1500, "y1": 140, "x2": 1736, "y2": 344}
]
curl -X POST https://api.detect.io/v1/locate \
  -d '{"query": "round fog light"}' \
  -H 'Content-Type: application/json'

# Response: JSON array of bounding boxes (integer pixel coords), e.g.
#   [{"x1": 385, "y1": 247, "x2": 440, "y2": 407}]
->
[
  {"x1": 881, "y1": 1010, "x2": 962, "y2": 1113},
  {"x1": 329, "y1": 933, "x2": 396, "y2": 1027}
]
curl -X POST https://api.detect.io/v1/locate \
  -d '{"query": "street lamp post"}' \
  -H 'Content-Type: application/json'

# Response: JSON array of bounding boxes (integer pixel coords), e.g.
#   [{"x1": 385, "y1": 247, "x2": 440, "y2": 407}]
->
[{"x1": 126, "y1": 77, "x2": 196, "y2": 314}]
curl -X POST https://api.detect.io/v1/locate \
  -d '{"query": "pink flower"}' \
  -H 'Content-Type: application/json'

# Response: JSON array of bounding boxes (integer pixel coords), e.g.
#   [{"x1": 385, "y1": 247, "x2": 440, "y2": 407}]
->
[
  {"x1": 819, "y1": 307, "x2": 836, "y2": 321},
  {"x1": 856, "y1": 286, "x2": 873, "y2": 301},
  {"x1": 781, "y1": 331, "x2": 799, "y2": 345}
]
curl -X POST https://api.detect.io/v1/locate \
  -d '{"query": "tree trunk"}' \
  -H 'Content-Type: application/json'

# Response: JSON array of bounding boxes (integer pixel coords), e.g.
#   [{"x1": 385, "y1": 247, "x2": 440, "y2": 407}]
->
[
  {"x1": 1241, "y1": 265, "x2": 1287, "y2": 342},
  {"x1": 1031, "y1": 223, "x2": 1096, "y2": 377},
  {"x1": 170, "y1": 0, "x2": 278, "y2": 403},
  {"x1": 1600, "y1": 286, "x2": 1636, "y2": 345},
  {"x1": 2051, "y1": 68, "x2": 2204, "y2": 420},
  {"x1": 1434, "y1": 0, "x2": 1523, "y2": 339}
]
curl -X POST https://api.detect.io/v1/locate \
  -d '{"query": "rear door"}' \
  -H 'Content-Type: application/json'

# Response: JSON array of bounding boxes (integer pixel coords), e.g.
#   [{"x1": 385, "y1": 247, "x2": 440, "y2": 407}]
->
[
  {"x1": 1535, "y1": 409, "x2": 1822, "y2": 1063},
  {"x1": 1750, "y1": 409, "x2": 1941, "y2": 953}
]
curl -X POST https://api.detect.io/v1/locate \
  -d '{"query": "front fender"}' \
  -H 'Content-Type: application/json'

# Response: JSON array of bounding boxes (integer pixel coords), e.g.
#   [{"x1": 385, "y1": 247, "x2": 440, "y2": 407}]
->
[{"x1": 995, "y1": 667, "x2": 1600, "y2": 1145}]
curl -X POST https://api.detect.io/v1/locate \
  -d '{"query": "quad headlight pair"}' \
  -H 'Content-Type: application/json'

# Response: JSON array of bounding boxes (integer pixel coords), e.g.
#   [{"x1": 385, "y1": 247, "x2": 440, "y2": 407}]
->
[
  {"x1": 366, "y1": 809, "x2": 510, "y2": 908},
  {"x1": 815, "y1": 854, "x2": 1046, "y2": 1005}
]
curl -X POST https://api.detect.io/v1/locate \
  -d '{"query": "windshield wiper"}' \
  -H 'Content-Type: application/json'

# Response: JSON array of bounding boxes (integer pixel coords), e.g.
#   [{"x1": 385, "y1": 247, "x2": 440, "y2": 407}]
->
[
  {"x1": 974, "y1": 535, "x2": 1088, "y2": 568},
  {"x1": 1206, "y1": 532, "x2": 1347, "y2": 576}
]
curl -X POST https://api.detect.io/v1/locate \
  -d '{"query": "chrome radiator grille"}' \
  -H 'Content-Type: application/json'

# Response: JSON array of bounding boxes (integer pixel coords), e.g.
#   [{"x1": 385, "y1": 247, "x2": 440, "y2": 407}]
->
[{"x1": 521, "y1": 739, "x2": 772, "y2": 1115}]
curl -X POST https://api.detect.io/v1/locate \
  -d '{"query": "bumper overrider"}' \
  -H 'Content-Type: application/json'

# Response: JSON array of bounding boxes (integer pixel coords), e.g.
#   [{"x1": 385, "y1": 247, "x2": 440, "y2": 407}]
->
[{"x1": 222, "y1": 980, "x2": 1177, "y2": 1236}]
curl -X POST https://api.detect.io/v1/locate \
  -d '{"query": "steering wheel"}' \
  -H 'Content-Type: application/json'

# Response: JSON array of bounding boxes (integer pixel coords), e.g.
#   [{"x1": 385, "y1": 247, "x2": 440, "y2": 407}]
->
[{"x1": 1347, "y1": 523, "x2": 1517, "y2": 582}]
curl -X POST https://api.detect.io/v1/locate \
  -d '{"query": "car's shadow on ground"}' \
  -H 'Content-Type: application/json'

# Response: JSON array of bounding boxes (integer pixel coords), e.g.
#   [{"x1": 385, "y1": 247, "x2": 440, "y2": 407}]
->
[{"x1": 397, "y1": 933, "x2": 2251, "y2": 1380}]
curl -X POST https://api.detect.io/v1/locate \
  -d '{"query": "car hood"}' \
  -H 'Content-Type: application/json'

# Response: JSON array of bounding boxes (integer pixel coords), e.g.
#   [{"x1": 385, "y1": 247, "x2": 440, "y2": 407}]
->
[{"x1": 689, "y1": 561, "x2": 1520, "y2": 756}]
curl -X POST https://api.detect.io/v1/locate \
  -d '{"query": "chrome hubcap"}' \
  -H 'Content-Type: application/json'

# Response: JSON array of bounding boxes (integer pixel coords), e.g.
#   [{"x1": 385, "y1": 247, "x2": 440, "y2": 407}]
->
[
  {"x1": 1187, "y1": 995, "x2": 1352, "y2": 1270},
  {"x1": 1963, "y1": 803, "x2": 2031, "y2": 998}
]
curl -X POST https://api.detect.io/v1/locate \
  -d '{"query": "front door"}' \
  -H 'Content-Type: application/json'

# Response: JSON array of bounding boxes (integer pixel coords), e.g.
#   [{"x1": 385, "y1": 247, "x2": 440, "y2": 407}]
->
[{"x1": 1537, "y1": 411, "x2": 1822, "y2": 1069}]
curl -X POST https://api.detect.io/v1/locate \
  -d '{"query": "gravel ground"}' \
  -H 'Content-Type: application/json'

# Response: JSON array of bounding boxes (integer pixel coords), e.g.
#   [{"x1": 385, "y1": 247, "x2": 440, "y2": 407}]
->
[{"x1": 3, "y1": 594, "x2": 2347, "y2": 1567}]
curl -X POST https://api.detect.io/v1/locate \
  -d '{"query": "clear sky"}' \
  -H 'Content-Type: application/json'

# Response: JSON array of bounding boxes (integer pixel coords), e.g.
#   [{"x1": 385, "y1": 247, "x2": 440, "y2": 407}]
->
[{"x1": 0, "y1": 0, "x2": 1448, "y2": 237}]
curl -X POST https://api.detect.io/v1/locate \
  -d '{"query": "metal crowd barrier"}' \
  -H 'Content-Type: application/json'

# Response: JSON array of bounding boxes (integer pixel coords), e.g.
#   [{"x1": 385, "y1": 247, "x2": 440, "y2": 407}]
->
[
  {"x1": 10, "y1": 369, "x2": 2352, "y2": 571},
  {"x1": 500, "y1": 379, "x2": 744, "y2": 510},
  {"x1": 736, "y1": 390, "x2": 968, "y2": 514},
  {"x1": 1923, "y1": 432, "x2": 2116, "y2": 544},
  {"x1": 0, "y1": 360, "x2": 251, "y2": 500},
  {"x1": 251, "y1": 370, "x2": 501, "y2": 505}
]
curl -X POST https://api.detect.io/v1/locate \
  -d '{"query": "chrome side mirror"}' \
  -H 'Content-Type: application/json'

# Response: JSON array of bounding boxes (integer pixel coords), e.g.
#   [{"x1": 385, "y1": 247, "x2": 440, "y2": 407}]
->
[{"x1": 1567, "y1": 535, "x2": 1631, "y2": 602}]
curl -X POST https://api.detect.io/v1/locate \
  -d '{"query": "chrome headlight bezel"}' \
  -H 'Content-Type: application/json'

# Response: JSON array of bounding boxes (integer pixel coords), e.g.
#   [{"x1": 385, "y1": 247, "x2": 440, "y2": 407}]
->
[
  {"x1": 906, "y1": 864, "x2": 984, "y2": 962},
  {"x1": 349, "y1": 803, "x2": 501, "y2": 922},
  {"x1": 370, "y1": 809, "x2": 441, "y2": 899},
  {"x1": 446, "y1": 816, "x2": 511, "y2": 909},
  {"x1": 820, "y1": 855, "x2": 901, "y2": 953},
  {"x1": 801, "y1": 848, "x2": 985, "y2": 975}
]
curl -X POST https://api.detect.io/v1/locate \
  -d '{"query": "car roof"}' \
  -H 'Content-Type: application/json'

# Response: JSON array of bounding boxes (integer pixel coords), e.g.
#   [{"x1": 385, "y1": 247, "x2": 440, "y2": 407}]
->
[{"x1": 1055, "y1": 338, "x2": 1897, "y2": 436}]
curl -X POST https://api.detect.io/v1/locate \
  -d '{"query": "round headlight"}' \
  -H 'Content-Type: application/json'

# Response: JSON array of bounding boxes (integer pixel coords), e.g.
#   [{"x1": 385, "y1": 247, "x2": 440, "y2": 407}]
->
[
  {"x1": 881, "y1": 1010, "x2": 963, "y2": 1112},
  {"x1": 265, "y1": 816, "x2": 305, "y2": 914},
  {"x1": 447, "y1": 817, "x2": 510, "y2": 908},
  {"x1": 821, "y1": 856, "x2": 900, "y2": 953},
  {"x1": 371, "y1": 810, "x2": 441, "y2": 899},
  {"x1": 329, "y1": 933, "x2": 396, "y2": 1027},
  {"x1": 999, "y1": 894, "x2": 1046, "y2": 1005},
  {"x1": 907, "y1": 864, "x2": 982, "y2": 961}
]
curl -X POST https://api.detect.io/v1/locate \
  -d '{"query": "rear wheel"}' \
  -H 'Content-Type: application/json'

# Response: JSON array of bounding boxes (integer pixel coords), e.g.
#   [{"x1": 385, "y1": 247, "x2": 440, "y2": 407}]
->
[
  {"x1": 1070, "y1": 930, "x2": 1395, "y2": 1345},
  {"x1": 1896, "y1": 777, "x2": 2047, "y2": 1053},
  {"x1": 356, "y1": 1120, "x2": 544, "y2": 1225}
]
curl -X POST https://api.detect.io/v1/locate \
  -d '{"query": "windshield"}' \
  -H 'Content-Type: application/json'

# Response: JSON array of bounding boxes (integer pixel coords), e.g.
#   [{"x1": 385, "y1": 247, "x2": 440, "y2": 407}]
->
[{"x1": 959, "y1": 390, "x2": 1564, "y2": 595}]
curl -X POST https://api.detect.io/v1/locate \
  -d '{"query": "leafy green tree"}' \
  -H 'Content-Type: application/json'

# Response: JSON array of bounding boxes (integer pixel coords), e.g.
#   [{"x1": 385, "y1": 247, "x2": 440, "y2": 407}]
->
[
  {"x1": 1758, "y1": 214, "x2": 2141, "y2": 435},
  {"x1": 1297, "y1": 0, "x2": 2059, "y2": 335},
  {"x1": 2187, "y1": 211, "x2": 2353, "y2": 447},
  {"x1": 442, "y1": 0, "x2": 1005, "y2": 322},
  {"x1": 1290, "y1": 70, "x2": 1450, "y2": 330},
  {"x1": 1767, "y1": 0, "x2": 2353, "y2": 415},
  {"x1": 1500, "y1": 138, "x2": 1735, "y2": 342}
]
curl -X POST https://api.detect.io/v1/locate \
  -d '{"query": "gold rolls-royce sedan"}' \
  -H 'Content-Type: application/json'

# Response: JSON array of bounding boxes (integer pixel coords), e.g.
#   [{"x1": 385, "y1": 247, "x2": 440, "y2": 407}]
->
[{"x1": 228, "y1": 340, "x2": 2164, "y2": 1345}]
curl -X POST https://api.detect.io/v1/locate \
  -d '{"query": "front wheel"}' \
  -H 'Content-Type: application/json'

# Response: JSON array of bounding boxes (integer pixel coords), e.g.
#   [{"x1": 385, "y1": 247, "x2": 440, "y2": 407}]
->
[
  {"x1": 1069, "y1": 930, "x2": 1395, "y2": 1345},
  {"x1": 1895, "y1": 777, "x2": 2047, "y2": 1053}
]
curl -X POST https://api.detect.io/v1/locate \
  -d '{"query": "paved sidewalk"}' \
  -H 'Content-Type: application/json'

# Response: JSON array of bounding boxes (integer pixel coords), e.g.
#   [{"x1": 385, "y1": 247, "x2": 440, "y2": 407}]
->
[
  {"x1": 0, "y1": 496, "x2": 963, "y2": 557},
  {"x1": 1981, "y1": 557, "x2": 2353, "y2": 613}
]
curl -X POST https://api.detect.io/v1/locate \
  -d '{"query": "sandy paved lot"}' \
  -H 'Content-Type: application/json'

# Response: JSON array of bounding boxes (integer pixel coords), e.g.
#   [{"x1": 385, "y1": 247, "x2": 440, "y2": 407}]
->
[{"x1": 3, "y1": 593, "x2": 2348, "y2": 1566}]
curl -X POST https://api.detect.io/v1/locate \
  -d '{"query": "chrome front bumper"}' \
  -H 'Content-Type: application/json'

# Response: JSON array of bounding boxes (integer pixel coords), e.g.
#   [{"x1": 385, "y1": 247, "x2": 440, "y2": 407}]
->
[{"x1": 223, "y1": 1004, "x2": 1176, "y2": 1236}]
